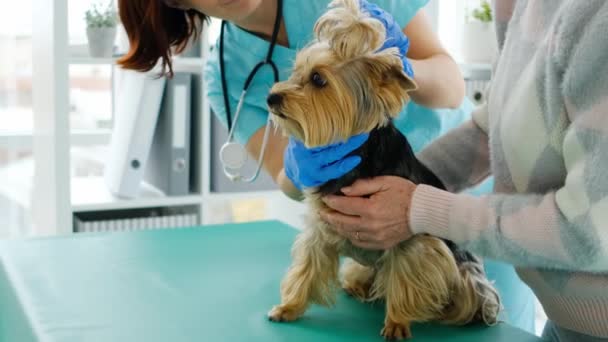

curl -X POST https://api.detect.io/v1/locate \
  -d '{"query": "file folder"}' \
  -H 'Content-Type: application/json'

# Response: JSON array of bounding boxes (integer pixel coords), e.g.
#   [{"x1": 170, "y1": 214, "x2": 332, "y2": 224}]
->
[
  {"x1": 104, "y1": 69, "x2": 166, "y2": 198},
  {"x1": 144, "y1": 72, "x2": 192, "y2": 196}
]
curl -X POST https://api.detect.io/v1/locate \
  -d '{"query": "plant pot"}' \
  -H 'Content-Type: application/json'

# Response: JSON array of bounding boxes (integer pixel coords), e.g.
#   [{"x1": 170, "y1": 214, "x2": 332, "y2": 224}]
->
[
  {"x1": 461, "y1": 21, "x2": 497, "y2": 64},
  {"x1": 86, "y1": 26, "x2": 117, "y2": 58}
]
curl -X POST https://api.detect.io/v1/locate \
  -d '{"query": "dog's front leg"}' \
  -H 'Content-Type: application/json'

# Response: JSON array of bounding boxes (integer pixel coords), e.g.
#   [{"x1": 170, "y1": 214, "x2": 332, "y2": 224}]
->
[{"x1": 268, "y1": 227, "x2": 340, "y2": 322}]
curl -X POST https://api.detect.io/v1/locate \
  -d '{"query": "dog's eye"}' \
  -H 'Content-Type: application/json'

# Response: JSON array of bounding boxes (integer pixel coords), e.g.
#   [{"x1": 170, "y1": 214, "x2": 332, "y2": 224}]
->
[{"x1": 310, "y1": 72, "x2": 327, "y2": 88}]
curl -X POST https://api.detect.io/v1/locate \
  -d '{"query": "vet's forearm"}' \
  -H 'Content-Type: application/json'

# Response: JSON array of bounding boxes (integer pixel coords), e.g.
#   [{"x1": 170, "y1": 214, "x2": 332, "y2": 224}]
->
[
  {"x1": 278, "y1": 168, "x2": 304, "y2": 201},
  {"x1": 409, "y1": 54, "x2": 465, "y2": 109}
]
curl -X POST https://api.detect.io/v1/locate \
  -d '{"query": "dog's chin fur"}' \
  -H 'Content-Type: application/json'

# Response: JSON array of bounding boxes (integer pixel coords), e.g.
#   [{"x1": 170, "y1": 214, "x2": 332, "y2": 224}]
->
[{"x1": 266, "y1": 0, "x2": 501, "y2": 339}]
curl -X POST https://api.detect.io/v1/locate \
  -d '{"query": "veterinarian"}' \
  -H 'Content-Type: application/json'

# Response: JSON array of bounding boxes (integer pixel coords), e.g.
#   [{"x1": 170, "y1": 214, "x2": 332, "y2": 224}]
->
[
  {"x1": 117, "y1": 0, "x2": 535, "y2": 334},
  {"x1": 316, "y1": 1, "x2": 608, "y2": 341}
]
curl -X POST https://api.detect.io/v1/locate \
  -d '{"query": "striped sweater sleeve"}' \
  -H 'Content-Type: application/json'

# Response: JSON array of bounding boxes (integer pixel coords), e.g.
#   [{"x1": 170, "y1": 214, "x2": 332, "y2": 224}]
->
[
  {"x1": 416, "y1": 0, "x2": 514, "y2": 192},
  {"x1": 417, "y1": 103, "x2": 491, "y2": 193},
  {"x1": 410, "y1": 2, "x2": 608, "y2": 272}
]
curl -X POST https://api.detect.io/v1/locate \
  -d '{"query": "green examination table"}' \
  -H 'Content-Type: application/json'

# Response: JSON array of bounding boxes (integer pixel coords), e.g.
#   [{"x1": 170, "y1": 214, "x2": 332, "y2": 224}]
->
[{"x1": 0, "y1": 220, "x2": 543, "y2": 342}]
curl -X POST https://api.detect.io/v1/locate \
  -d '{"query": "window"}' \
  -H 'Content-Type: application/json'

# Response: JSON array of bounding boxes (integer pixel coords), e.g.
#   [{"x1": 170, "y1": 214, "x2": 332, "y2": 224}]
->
[
  {"x1": 437, "y1": 0, "x2": 473, "y2": 63},
  {"x1": 0, "y1": 0, "x2": 118, "y2": 237},
  {"x1": 68, "y1": 0, "x2": 116, "y2": 131},
  {"x1": 0, "y1": 0, "x2": 34, "y2": 237}
]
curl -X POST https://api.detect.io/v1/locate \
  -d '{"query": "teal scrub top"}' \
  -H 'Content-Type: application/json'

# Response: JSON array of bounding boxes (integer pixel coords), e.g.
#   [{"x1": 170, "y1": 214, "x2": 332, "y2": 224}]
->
[{"x1": 203, "y1": 0, "x2": 475, "y2": 152}]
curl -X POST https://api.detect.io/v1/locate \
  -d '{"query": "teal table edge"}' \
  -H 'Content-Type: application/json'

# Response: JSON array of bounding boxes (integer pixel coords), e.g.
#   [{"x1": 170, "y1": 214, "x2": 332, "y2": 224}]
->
[{"x1": 0, "y1": 220, "x2": 543, "y2": 342}]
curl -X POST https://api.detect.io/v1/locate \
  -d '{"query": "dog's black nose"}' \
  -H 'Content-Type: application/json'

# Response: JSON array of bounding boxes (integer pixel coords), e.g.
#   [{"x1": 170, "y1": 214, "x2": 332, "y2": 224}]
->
[{"x1": 267, "y1": 93, "x2": 283, "y2": 106}]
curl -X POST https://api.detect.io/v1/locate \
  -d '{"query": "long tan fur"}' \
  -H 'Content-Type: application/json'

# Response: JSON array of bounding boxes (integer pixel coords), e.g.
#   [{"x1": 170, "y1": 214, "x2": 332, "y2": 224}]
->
[
  {"x1": 340, "y1": 257, "x2": 376, "y2": 302},
  {"x1": 268, "y1": 224, "x2": 341, "y2": 321}
]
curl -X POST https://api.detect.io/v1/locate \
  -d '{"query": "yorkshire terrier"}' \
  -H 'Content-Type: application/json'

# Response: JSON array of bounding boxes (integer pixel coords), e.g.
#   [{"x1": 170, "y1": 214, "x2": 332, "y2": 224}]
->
[{"x1": 265, "y1": 0, "x2": 500, "y2": 339}]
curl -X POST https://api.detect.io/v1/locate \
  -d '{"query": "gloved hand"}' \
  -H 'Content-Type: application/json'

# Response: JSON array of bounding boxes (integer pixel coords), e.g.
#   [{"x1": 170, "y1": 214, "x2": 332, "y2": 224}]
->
[
  {"x1": 359, "y1": 0, "x2": 414, "y2": 77},
  {"x1": 284, "y1": 133, "x2": 369, "y2": 190}
]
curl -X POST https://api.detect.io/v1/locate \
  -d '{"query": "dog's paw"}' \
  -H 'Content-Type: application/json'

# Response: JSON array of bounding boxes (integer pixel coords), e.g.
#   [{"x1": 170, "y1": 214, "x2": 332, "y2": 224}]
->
[
  {"x1": 342, "y1": 282, "x2": 371, "y2": 302},
  {"x1": 381, "y1": 321, "x2": 412, "y2": 340},
  {"x1": 267, "y1": 304, "x2": 302, "y2": 322}
]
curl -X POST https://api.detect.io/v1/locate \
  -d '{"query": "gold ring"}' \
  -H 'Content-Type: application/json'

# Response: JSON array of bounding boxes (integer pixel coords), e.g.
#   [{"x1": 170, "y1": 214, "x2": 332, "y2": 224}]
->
[{"x1": 355, "y1": 231, "x2": 360, "y2": 241}]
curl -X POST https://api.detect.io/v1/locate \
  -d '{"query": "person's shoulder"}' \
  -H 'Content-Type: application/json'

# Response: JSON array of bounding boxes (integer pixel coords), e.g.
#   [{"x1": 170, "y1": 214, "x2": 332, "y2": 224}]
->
[
  {"x1": 552, "y1": 1, "x2": 608, "y2": 59},
  {"x1": 286, "y1": 0, "x2": 330, "y2": 13},
  {"x1": 555, "y1": 1, "x2": 608, "y2": 113},
  {"x1": 203, "y1": 43, "x2": 220, "y2": 84},
  {"x1": 202, "y1": 25, "x2": 264, "y2": 85},
  {"x1": 368, "y1": 0, "x2": 430, "y2": 28},
  {"x1": 282, "y1": 0, "x2": 330, "y2": 21},
  {"x1": 371, "y1": 0, "x2": 430, "y2": 8},
  {"x1": 546, "y1": 1, "x2": 608, "y2": 79},
  {"x1": 282, "y1": 0, "x2": 331, "y2": 46}
]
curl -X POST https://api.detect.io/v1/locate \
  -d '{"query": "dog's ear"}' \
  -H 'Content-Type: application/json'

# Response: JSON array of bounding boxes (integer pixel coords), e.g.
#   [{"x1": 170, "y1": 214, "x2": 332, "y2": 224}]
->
[
  {"x1": 355, "y1": 50, "x2": 418, "y2": 117},
  {"x1": 368, "y1": 49, "x2": 417, "y2": 90},
  {"x1": 382, "y1": 56, "x2": 417, "y2": 117},
  {"x1": 385, "y1": 60, "x2": 417, "y2": 95},
  {"x1": 314, "y1": 0, "x2": 385, "y2": 58}
]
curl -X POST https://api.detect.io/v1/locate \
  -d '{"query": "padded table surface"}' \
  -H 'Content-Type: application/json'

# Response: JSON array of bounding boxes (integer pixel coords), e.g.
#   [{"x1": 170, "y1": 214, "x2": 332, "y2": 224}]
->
[{"x1": 0, "y1": 220, "x2": 542, "y2": 341}]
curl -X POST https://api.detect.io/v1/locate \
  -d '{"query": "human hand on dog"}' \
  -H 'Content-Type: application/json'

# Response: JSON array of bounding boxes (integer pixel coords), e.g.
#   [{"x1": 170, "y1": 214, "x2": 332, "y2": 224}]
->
[
  {"x1": 320, "y1": 176, "x2": 417, "y2": 250},
  {"x1": 283, "y1": 133, "x2": 369, "y2": 190},
  {"x1": 359, "y1": 0, "x2": 414, "y2": 77}
]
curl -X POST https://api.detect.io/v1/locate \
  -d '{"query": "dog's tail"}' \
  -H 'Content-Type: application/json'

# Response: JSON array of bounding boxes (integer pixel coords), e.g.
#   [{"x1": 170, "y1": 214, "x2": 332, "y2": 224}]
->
[{"x1": 441, "y1": 259, "x2": 501, "y2": 326}]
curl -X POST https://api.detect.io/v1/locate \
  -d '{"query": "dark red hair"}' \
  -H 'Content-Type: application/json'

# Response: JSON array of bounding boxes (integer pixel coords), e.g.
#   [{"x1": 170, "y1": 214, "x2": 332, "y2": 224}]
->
[{"x1": 118, "y1": 0, "x2": 207, "y2": 76}]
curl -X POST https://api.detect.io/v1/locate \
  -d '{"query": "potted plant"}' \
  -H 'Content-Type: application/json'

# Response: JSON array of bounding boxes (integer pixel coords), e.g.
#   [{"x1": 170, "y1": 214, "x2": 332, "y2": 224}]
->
[
  {"x1": 461, "y1": 0, "x2": 497, "y2": 64},
  {"x1": 85, "y1": 2, "x2": 118, "y2": 58}
]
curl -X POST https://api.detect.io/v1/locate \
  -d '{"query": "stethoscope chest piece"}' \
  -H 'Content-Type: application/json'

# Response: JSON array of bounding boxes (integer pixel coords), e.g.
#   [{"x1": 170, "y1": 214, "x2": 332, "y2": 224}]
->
[
  {"x1": 218, "y1": 0, "x2": 282, "y2": 183},
  {"x1": 220, "y1": 141, "x2": 248, "y2": 170}
]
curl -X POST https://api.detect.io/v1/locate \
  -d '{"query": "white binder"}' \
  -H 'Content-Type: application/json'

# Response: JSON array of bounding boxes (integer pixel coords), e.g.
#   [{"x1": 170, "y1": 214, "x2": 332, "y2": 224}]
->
[
  {"x1": 144, "y1": 72, "x2": 192, "y2": 196},
  {"x1": 104, "y1": 69, "x2": 167, "y2": 199}
]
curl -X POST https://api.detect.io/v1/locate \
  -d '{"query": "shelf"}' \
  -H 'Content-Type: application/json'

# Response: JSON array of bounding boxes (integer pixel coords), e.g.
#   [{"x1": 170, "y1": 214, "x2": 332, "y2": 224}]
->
[
  {"x1": 458, "y1": 62, "x2": 492, "y2": 81},
  {"x1": 173, "y1": 57, "x2": 205, "y2": 70},
  {"x1": 458, "y1": 62, "x2": 492, "y2": 71},
  {"x1": 0, "y1": 129, "x2": 111, "y2": 149},
  {"x1": 71, "y1": 177, "x2": 203, "y2": 213},
  {"x1": 67, "y1": 54, "x2": 205, "y2": 71},
  {"x1": 69, "y1": 55, "x2": 120, "y2": 65},
  {"x1": 21, "y1": 5, "x2": 213, "y2": 236},
  {"x1": 70, "y1": 129, "x2": 112, "y2": 146},
  {"x1": 205, "y1": 190, "x2": 281, "y2": 202}
]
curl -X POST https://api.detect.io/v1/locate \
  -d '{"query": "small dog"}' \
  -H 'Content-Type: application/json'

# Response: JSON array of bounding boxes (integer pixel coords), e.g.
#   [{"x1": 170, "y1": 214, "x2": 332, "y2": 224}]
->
[{"x1": 266, "y1": 0, "x2": 500, "y2": 339}]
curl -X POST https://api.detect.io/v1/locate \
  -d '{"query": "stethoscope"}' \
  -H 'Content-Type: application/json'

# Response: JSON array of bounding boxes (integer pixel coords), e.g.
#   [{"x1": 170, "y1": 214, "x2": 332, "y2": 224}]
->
[{"x1": 218, "y1": 0, "x2": 283, "y2": 182}]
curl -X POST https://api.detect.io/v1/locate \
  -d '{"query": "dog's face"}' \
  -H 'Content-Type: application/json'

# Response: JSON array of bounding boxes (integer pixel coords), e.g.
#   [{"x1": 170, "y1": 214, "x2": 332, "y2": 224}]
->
[{"x1": 267, "y1": 0, "x2": 416, "y2": 148}]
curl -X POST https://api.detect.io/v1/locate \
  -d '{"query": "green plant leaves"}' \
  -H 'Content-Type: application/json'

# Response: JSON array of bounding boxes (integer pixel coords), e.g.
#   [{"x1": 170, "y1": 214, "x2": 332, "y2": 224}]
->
[
  {"x1": 471, "y1": 0, "x2": 492, "y2": 23},
  {"x1": 85, "y1": 1, "x2": 117, "y2": 28}
]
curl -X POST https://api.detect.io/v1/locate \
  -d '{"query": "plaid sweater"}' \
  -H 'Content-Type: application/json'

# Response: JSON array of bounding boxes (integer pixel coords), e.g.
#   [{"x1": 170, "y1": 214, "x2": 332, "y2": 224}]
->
[{"x1": 410, "y1": 0, "x2": 608, "y2": 337}]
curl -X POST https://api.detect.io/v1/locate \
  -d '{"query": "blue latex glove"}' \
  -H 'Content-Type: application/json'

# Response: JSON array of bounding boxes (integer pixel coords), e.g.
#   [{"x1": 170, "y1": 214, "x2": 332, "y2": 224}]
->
[
  {"x1": 359, "y1": 0, "x2": 414, "y2": 78},
  {"x1": 284, "y1": 134, "x2": 369, "y2": 190}
]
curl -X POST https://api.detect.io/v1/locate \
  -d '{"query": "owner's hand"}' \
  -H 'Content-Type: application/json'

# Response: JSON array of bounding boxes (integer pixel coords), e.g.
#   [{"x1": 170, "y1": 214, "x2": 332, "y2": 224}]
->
[
  {"x1": 320, "y1": 176, "x2": 417, "y2": 250},
  {"x1": 359, "y1": 0, "x2": 414, "y2": 77}
]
